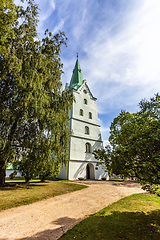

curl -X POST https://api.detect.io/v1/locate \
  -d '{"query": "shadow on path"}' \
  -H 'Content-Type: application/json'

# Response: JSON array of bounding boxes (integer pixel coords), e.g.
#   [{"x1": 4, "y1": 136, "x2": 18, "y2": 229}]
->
[{"x1": 19, "y1": 216, "x2": 83, "y2": 240}]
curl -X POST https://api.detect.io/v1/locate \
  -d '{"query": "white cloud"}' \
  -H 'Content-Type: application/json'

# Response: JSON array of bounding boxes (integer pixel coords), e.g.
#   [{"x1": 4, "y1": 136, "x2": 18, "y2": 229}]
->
[
  {"x1": 49, "y1": 0, "x2": 56, "y2": 10},
  {"x1": 76, "y1": 0, "x2": 160, "y2": 114},
  {"x1": 38, "y1": 0, "x2": 56, "y2": 21},
  {"x1": 52, "y1": 19, "x2": 64, "y2": 35}
]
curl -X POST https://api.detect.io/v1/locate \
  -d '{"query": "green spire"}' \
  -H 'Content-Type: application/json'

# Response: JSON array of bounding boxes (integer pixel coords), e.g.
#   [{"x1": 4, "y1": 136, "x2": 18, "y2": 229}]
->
[{"x1": 68, "y1": 57, "x2": 83, "y2": 90}]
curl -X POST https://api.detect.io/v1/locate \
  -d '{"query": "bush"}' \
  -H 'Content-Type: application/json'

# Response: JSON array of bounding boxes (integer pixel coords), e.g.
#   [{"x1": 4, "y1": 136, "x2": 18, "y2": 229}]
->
[
  {"x1": 141, "y1": 183, "x2": 160, "y2": 196},
  {"x1": 78, "y1": 177, "x2": 84, "y2": 180}
]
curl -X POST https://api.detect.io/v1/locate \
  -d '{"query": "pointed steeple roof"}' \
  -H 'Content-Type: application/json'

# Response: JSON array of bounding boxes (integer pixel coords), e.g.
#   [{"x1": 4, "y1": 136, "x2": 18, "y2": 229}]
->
[{"x1": 68, "y1": 57, "x2": 83, "y2": 90}]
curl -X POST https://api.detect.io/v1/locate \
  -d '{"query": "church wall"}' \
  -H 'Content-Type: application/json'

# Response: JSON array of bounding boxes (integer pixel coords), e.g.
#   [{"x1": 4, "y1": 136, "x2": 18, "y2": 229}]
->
[
  {"x1": 70, "y1": 137, "x2": 103, "y2": 161},
  {"x1": 94, "y1": 165, "x2": 109, "y2": 180},
  {"x1": 72, "y1": 90, "x2": 99, "y2": 126},
  {"x1": 60, "y1": 59, "x2": 108, "y2": 180},
  {"x1": 68, "y1": 161, "x2": 108, "y2": 180},
  {"x1": 71, "y1": 120, "x2": 102, "y2": 140},
  {"x1": 69, "y1": 161, "x2": 87, "y2": 180},
  {"x1": 67, "y1": 80, "x2": 106, "y2": 180}
]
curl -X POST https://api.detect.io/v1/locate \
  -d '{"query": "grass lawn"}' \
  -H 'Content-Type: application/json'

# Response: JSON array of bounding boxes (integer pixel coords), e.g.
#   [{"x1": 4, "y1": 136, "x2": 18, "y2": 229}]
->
[
  {"x1": 0, "y1": 178, "x2": 87, "y2": 211},
  {"x1": 60, "y1": 193, "x2": 160, "y2": 240}
]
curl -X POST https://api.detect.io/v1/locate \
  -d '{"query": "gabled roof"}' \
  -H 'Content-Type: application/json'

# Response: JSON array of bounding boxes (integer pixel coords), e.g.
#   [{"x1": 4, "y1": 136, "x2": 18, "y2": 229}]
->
[
  {"x1": 68, "y1": 58, "x2": 83, "y2": 90},
  {"x1": 78, "y1": 80, "x2": 97, "y2": 100}
]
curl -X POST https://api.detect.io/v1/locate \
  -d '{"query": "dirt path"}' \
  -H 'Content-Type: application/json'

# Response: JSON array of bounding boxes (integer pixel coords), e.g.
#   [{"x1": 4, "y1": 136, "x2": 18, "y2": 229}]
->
[{"x1": 0, "y1": 181, "x2": 144, "y2": 240}]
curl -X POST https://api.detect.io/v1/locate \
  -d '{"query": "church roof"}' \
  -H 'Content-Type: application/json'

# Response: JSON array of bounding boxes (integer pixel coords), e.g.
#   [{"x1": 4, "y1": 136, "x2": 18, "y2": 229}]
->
[{"x1": 68, "y1": 58, "x2": 83, "y2": 90}]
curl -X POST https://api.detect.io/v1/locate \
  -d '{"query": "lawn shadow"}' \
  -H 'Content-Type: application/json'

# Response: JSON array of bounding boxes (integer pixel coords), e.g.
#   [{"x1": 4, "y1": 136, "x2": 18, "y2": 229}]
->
[
  {"x1": 59, "y1": 209, "x2": 160, "y2": 240},
  {"x1": 1, "y1": 182, "x2": 49, "y2": 191},
  {"x1": 19, "y1": 216, "x2": 82, "y2": 240}
]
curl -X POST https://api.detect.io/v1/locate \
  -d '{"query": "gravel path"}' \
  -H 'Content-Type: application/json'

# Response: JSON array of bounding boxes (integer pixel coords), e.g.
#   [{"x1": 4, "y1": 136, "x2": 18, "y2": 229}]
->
[{"x1": 0, "y1": 181, "x2": 144, "y2": 240}]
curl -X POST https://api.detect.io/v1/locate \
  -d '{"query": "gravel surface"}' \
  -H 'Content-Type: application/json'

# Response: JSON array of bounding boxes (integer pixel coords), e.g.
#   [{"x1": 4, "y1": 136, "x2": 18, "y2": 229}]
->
[{"x1": 0, "y1": 180, "x2": 144, "y2": 240}]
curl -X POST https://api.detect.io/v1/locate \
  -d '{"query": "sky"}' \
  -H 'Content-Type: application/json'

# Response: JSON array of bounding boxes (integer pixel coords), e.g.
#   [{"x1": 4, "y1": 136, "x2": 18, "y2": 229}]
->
[{"x1": 14, "y1": 0, "x2": 160, "y2": 145}]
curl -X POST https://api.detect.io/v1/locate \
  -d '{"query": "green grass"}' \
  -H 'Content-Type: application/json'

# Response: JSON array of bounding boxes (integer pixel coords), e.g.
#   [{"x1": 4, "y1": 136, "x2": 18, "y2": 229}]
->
[
  {"x1": 60, "y1": 193, "x2": 160, "y2": 240},
  {"x1": 0, "y1": 179, "x2": 87, "y2": 211}
]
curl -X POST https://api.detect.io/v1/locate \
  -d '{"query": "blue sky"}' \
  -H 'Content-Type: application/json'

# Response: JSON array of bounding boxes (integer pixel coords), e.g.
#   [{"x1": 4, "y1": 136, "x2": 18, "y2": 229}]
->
[{"x1": 15, "y1": 0, "x2": 160, "y2": 145}]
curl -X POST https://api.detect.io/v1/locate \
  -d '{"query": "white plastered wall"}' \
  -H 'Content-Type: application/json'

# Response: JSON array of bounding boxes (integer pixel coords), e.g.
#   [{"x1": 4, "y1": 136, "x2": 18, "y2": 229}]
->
[
  {"x1": 68, "y1": 161, "x2": 108, "y2": 180},
  {"x1": 67, "y1": 81, "x2": 108, "y2": 180}
]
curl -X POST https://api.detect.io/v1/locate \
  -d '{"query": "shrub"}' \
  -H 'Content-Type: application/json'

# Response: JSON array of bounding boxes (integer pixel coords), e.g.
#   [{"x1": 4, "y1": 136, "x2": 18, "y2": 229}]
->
[{"x1": 78, "y1": 177, "x2": 84, "y2": 180}]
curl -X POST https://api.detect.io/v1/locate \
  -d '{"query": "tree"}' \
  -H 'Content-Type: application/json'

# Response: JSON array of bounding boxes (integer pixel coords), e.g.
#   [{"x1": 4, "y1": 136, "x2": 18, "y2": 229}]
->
[
  {"x1": 93, "y1": 94, "x2": 160, "y2": 189},
  {"x1": 93, "y1": 145, "x2": 112, "y2": 177},
  {"x1": 0, "y1": 0, "x2": 73, "y2": 186},
  {"x1": 0, "y1": 0, "x2": 16, "y2": 55}
]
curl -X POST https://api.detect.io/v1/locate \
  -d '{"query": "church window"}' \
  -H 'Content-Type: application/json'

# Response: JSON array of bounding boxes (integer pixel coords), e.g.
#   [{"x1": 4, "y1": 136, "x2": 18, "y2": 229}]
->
[
  {"x1": 83, "y1": 90, "x2": 87, "y2": 94},
  {"x1": 85, "y1": 143, "x2": 91, "y2": 153},
  {"x1": 85, "y1": 126, "x2": 89, "y2": 135},
  {"x1": 84, "y1": 99, "x2": 87, "y2": 104},
  {"x1": 89, "y1": 112, "x2": 92, "y2": 119},
  {"x1": 80, "y1": 109, "x2": 83, "y2": 116}
]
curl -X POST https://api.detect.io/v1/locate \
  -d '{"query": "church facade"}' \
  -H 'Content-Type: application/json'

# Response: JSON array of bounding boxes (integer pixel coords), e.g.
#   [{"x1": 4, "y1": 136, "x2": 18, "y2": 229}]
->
[{"x1": 57, "y1": 58, "x2": 108, "y2": 180}]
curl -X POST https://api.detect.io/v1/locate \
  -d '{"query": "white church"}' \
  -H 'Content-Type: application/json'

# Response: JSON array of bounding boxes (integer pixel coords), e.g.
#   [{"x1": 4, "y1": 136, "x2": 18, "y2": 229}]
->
[{"x1": 57, "y1": 57, "x2": 108, "y2": 180}]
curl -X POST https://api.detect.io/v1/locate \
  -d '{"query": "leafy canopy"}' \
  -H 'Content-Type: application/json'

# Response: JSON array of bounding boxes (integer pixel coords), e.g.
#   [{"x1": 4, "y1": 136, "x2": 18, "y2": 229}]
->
[
  {"x1": 0, "y1": 0, "x2": 73, "y2": 185},
  {"x1": 94, "y1": 93, "x2": 160, "y2": 189}
]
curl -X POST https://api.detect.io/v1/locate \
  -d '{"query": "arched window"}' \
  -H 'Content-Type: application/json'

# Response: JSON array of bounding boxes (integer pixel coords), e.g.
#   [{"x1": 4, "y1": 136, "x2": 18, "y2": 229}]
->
[
  {"x1": 84, "y1": 99, "x2": 87, "y2": 104},
  {"x1": 89, "y1": 112, "x2": 92, "y2": 119},
  {"x1": 85, "y1": 126, "x2": 89, "y2": 135},
  {"x1": 86, "y1": 143, "x2": 91, "y2": 153},
  {"x1": 83, "y1": 89, "x2": 87, "y2": 94},
  {"x1": 80, "y1": 109, "x2": 83, "y2": 116}
]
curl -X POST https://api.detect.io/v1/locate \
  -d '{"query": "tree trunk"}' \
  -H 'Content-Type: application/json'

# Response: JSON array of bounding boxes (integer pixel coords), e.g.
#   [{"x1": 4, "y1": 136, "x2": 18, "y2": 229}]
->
[
  {"x1": 0, "y1": 161, "x2": 6, "y2": 187},
  {"x1": 40, "y1": 175, "x2": 46, "y2": 182}
]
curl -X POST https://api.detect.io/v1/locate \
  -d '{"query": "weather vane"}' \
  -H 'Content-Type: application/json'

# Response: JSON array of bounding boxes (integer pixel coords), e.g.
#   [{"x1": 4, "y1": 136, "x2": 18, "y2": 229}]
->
[{"x1": 77, "y1": 53, "x2": 78, "y2": 58}]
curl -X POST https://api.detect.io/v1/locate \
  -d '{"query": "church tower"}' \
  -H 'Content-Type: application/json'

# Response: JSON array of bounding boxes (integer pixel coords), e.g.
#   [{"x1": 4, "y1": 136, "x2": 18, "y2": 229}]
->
[{"x1": 58, "y1": 57, "x2": 108, "y2": 180}]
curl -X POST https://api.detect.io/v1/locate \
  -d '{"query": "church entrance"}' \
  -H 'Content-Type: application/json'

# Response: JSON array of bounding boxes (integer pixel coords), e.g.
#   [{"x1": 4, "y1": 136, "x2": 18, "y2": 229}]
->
[{"x1": 86, "y1": 163, "x2": 95, "y2": 180}]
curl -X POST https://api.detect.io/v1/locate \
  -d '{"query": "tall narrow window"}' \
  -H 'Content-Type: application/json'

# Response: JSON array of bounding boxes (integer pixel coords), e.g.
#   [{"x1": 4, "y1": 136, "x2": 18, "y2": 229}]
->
[
  {"x1": 85, "y1": 143, "x2": 91, "y2": 153},
  {"x1": 89, "y1": 112, "x2": 92, "y2": 119},
  {"x1": 84, "y1": 99, "x2": 87, "y2": 104},
  {"x1": 85, "y1": 126, "x2": 89, "y2": 135},
  {"x1": 80, "y1": 109, "x2": 83, "y2": 116}
]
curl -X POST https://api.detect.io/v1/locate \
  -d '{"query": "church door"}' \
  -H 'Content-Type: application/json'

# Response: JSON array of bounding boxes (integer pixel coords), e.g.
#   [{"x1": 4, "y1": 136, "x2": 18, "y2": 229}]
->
[
  {"x1": 86, "y1": 163, "x2": 95, "y2": 179},
  {"x1": 86, "y1": 164, "x2": 90, "y2": 179}
]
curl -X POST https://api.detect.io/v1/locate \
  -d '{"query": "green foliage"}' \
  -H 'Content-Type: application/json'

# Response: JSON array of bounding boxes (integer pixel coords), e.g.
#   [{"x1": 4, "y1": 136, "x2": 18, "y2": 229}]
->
[
  {"x1": 60, "y1": 194, "x2": 160, "y2": 240},
  {"x1": 93, "y1": 93, "x2": 160, "y2": 190},
  {"x1": 0, "y1": 0, "x2": 73, "y2": 186},
  {"x1": 141, "y1": 183, "x2": 160, "y2": 196},
  {"x1": 0, "y1": 0, "x2": 16, "y2": 54},
  {"x1": 94, "y1": 145, "x2": 112, "y2": 176}
]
